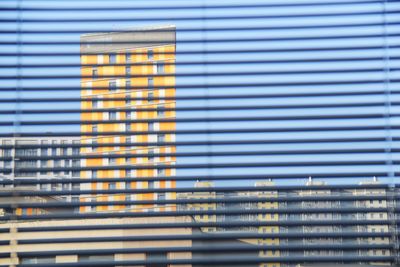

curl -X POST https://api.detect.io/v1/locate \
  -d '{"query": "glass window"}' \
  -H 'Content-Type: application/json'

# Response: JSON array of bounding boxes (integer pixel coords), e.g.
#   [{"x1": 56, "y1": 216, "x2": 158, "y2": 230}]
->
[
  {"x1": 148, "y1": 49, "x2": 154, "y2": 60},
  {"x1": 92, "y1": 99, "x2": 99, "y2": 108},
  {"x1": 109, "y1": 158, "x2": 116, "y2": 165},
  {"x1": 148, "y1": 149, "x2": 155, "y2": 162},
  {"x1": 126, "y1": 66, "x2": 131, "y2": 76},
  {"x1": 4, "y1": 160, "x2": 12, "y2": 168},
  {"x1": 126, "y1": 80, "x2": 131, "y2": 90},
  {"x1": 92, "y1": 125, "x2": 98, "y2": 132},
  {"x1": 72, "y1": 159, "x2": 80, "y2": 167},
  {"x1": 157, "y1": 134, "x2": 165, "y2": 143},
  {"x1": 148, "y1": 77, "x2": 154, "y2": 88},
  {"x1": 109, "y1": 182, "x2": 116, "y2": 189},
  {"x1": 79, "y1": 255, "x2": 114, "y2": 262},
  {"x1": 126, "y1": 52, "x2": 131, "y2": 62},
  {"x1": 109, "y1": 53, "x2": 116, "y2": 64},
  {"x1": 41, "y1": 148, "x2": 48, "y2": 156},
  {"x1": 148, "y1": 91, "x2": 154, "y2": 103},
  {"x1": 126, "y1": 182, "x2": 132, "y2": 190},
  {"x1": 109, "y1": 111, "x2": 117, "y2": 120},
  {"x1": 157, "y1": 169, "x2": 165, "y2": 176},
  {"x1": 126, "y1": 123, "x2": 131, "y2": 131},
  {"x1": 126, "y1": 94, "x2": 131, "y2": 105},
  {"x1": 156, "y1": 62, "x2": 165, "y2": 73},
  {"x1": 109, "y1": 80, "x2": 117, "y2": 92},
  {"x1": 20, "y1": 257, "x2": 55, "y2": 264},
  {"x1": 92, "y1": 170, "x2": 97, "y2": 179},
  {"x1": 148, "y1": 181, "x2": 155, "y2": 189},
  {"x1": 51, "y1": 140, "x2": 57, "y2": 155},
  {"x1": 3, "y1": 149, "x2": 12, "y2": 157},
  {"x1": 148, "y1": 122, "x2": 155, "y2": 131},
  {"x1": 92, "y1": 67, "x2": 98, "y2": 78},
  {"x1": 157, "y1": 106, "x2": 165, "y2": 117},
  {"x1": 72, "y1": 147, "x2": 79, "y2": 155},
  {"x1": 92, "y1": 139, "x2": 98, "y2": 152}
]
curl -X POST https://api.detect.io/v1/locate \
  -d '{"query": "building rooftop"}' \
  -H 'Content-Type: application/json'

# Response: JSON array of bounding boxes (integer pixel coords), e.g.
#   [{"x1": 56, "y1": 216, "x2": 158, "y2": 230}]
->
[{"x1": 80, "y1": 24, "x2": 176, "y2": 53}]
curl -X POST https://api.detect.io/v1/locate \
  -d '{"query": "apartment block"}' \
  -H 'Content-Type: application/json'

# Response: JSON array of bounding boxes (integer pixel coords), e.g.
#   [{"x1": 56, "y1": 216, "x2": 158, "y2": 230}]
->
[
  {"x1": 178, "y1": 179, "x2": 399, "y2": 266},
  {"x1": 79, "y1": 25, "x2": 176, "y2": 212}
]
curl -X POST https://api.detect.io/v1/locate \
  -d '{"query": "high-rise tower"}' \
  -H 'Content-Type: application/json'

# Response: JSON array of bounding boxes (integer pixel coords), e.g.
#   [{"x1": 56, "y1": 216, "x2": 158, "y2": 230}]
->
[{"x1": 79, "y1": 25, "x2": 176, "y2": 212}]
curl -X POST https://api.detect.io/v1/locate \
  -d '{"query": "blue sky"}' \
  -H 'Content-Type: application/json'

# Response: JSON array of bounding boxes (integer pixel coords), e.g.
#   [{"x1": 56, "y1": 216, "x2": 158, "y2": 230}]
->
[{"x1": 0, "y1": 0, "x2": 399, "y2": 186}]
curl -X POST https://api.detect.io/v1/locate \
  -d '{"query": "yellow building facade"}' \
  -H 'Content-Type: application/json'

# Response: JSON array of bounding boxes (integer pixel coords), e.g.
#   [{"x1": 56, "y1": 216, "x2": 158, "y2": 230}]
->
[{"x1": 80, "y1": 26, "x2": 176, "y2": 212}]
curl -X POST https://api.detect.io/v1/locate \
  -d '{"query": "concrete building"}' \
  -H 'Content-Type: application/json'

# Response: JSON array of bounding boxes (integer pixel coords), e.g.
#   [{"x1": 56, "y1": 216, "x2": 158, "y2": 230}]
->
[
  {"x1": 178, "y1": 181, "x2": 282, "y2": 267},
  {"x1": 0, "y1": 215, "x2": 261, "y2": 267},
  {"x1": 178, "y1": 179, "x2": 399, "y2": 267},
  {"x1": 0, "y1": 137, "x2": 81, "y2": 195},
  {"x1": 0, "y1": 188, "x2": 74, "y2": 217},
  {"x1": 0, "y1": 216, "x2": 192, "y2": 267},
  {"x1": 79, "y1": 25, "x2": 177, "y2": 212}
]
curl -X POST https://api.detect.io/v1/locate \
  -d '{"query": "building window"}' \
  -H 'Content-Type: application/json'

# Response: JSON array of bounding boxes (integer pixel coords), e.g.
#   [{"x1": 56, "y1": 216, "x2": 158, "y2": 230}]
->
[
  {"x1": 54, "y1": 160, "x2": 61, "y2": 168},
  {"x1": 157, "y1": 169, "x2": 165, "y2": 176},
  {"x1": 4, "y1": 161, "x2": 11, "y2": 169},
  {"x1": 72, "y1": 147, "x2": 79, "y2": 155},
  {"x1": 126, "y1": 80, "x2": 131, "y2": 90},
  {"x1": 126, "y1": 137, "x2": 131, "y2": 144},
  {"x1": 61, "y1": 141, "x2": 68, "y2": 155},
  {"x1": 109, "y1": 158, "x2": 116, "y2": 165},
  {"x1": 126, "y1": 66, "x2": 131, "y2": 76},
  {"x1": 109, "y1": 111, "x2": 117, "y2": 120},
  {"x1": 148, "y1": 122, "x2": 155, "y2": 131},
  {"x1": 158, "y1": 193, "x2": 166, "y2": 200},
  {"x1": 148, "y1": 91, "x2": 154, "y2": 103},
  {"x1": 109, "y1": 53, "x2": 117, "y2": 64},
  {"x1": 126, "y1": 182, "x2": 132, "y2": 190},
  {"x1": 126, "y1": 94, "x2": 131, "y2": 105},
  {"x1": 92, "y1": 125, "x2": 98, "y2": 132},
  {"x1": 126, "y1": 123, "x2": 131, "y2": 131},
  {"x1": 148, "y1": 49, "x2": 154, "y2": 60},
  {"x1": 92, "y1": 99, "x2": 99, "y2": 108},
  {"x1": 52, "y1": 141, "x2": 57, "y2": 156},
  {"x1": 72, "y1": 159, "x2": 80, "y2": 167},
  {"x1": 92, "y1": 67, "x2": 98, "y2": 78},
  {"x1": 20, "y1": 257, "x2": 55, "y2": 264},
  {"x1": 157, "y1": 106, "x2": 165, "y2": 117},
  {"x1": 40, "y1": 147, "x2": 48, "y2": 156},
  {"x1": 148, "y1": 181, "x2": 155, "y2": 189},
  {"x1": 148, "y1": 77, "x2": 154, "y2": 88},
  {"x1": 92, "y1": 139, "x2": 98, "y2": 152},
  {"x1": 148, "y1": 149, "x2": 155, "y2": 162},
  {"x1": 156, "y1": 62, "x2": 165, "y2": 73},
  {"x1": 79, "y1": 255, "x2": 114, "y2": 262},
  {"x1": 126, "y1": 52, "x2": 131, "y2": 62},
  {"x1": 109, "y1": 80, "x2": 117, "y2": 92},
  {"x1": 72, "y1": 171, "x2": 80, "y2": 177},
  {"x1": 109, "y1": 182, "x2": 116, "y2": 189},
  {"x1": 3, "y1": 149, "x2": 12, "y2": 157},
  {"x1": 126, "y1": 169, "x2": 131, "y2": 177},
  {"x1": 157, "y1": 134, "x2": 165, "y2": 143}
]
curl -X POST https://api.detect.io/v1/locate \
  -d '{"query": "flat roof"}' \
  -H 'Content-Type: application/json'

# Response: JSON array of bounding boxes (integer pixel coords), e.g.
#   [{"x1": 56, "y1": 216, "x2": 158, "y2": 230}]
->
[{"x1": 80, "y1": 25, "x2": 176, "y2": 54}]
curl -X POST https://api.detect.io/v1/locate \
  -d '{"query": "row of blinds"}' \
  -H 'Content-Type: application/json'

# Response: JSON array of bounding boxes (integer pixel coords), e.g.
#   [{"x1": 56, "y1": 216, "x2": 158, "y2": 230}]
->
[{"x1": 0, "y1": 0, "x2": 399, "y2": 266}]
